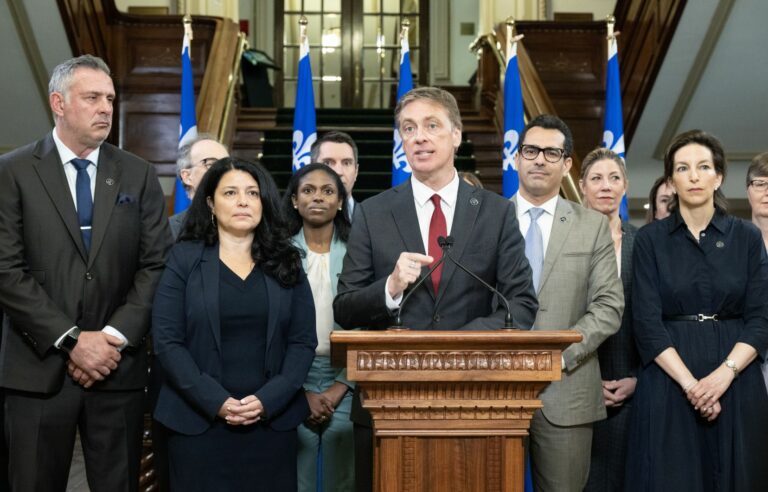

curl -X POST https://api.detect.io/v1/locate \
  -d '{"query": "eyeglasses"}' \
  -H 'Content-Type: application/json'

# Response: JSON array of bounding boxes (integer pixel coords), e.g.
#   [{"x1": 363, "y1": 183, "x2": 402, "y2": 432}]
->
[
  {"x1": 520, "y1": 144, "x2": 566, "y2": 163},
  {"x1": 749, "y1": 179, "x2": 768, "y2": 192},
  {"x1": 195, "y1": 157, "x2": 218, "y2": 170}
]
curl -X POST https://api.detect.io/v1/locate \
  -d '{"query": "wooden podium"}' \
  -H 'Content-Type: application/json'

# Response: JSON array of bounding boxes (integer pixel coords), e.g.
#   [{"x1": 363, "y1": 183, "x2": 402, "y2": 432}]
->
[{"x1": 331, "y1": 329, "x2": 582, "y2": 492}]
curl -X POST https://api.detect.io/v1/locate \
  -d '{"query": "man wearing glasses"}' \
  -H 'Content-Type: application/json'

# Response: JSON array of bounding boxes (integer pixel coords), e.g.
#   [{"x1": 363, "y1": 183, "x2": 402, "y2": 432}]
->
[
  {"x1": 170, "y1": 134, "x2": 229, "y2": 239},
  {"x1": 511, "y1": 114, "x2": 624, "y2": 492}
]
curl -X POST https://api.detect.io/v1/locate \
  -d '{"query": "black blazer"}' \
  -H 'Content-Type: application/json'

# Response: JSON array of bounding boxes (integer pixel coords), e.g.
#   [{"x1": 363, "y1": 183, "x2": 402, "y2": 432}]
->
[
  {"x1": 0, "y1": 133, "x2": 171, "y2": 393},
  {"x1": 152, "y1": 241, "x2": 317, "y2": 435},
  {"x1": 333, "y1": 178, "x2": 538, "y2": 331}
]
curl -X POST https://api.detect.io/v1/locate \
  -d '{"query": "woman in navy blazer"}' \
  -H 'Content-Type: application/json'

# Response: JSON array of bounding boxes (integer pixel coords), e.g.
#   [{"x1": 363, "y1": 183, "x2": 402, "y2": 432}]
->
[{"x1": 152, "y1": 158, "x2": 317, "y2": 491}]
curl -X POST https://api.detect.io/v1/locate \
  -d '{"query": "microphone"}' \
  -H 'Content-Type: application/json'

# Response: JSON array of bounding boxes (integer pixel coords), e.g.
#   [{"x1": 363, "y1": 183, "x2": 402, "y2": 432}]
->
[
  {"x1": 438, "y1": 235, "x2": 516, "y2": 329},
  {"x1": 392, "y1": 246, "x2": 450, "y2": 328}
]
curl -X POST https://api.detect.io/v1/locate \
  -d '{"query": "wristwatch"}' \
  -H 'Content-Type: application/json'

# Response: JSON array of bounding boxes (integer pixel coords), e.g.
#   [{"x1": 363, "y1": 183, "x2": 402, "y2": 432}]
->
[
  {"x1": 61, "y1": 328, "x2": 81, "y2": 354},
  {"x1": 723, "y1": 358, "x2": 739, "y2": 377}
]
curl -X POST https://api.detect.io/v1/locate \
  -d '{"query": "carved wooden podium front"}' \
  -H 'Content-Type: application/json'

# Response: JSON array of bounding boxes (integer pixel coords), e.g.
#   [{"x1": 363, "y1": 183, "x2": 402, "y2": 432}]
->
[{"x1": 331, "y1": 330, "x2": 582, "y2": 492}]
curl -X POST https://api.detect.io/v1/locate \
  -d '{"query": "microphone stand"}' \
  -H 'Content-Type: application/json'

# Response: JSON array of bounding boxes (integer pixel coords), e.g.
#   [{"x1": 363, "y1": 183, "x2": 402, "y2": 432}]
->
[{"x1": 438, "y1": 236, "x2": 516, "y2": 329}]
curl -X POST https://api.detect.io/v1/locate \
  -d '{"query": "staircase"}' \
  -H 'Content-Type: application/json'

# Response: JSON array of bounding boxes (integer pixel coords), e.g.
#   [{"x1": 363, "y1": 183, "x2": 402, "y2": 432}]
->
[{"x1": 232, "y1": 105, "x2": 494, "y2": 200}]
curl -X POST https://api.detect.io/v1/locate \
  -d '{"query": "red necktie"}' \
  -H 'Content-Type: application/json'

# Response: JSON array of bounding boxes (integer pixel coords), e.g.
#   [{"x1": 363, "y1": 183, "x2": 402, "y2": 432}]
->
[{"x1": 428, "y1": 194, "x2": 447, "y2": 293}]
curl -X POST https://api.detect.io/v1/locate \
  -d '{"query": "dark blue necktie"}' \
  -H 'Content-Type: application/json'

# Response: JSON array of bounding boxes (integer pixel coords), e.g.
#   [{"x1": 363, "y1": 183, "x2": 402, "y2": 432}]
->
[{"x1": 71, "y1": 158, "x2": 93, "y2": 252}]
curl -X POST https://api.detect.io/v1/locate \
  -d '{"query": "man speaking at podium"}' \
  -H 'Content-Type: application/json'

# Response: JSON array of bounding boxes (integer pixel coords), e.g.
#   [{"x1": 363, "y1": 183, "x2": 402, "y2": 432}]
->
[{"x1": 333, "y1": 87, "x2": 538, "y2": 491}]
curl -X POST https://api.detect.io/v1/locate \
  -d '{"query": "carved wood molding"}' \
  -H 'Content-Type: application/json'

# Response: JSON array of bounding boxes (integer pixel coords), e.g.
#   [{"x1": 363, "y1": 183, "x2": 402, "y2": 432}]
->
[{"x1": 356, "y1": 350, "x2": 553, "y2": 372}]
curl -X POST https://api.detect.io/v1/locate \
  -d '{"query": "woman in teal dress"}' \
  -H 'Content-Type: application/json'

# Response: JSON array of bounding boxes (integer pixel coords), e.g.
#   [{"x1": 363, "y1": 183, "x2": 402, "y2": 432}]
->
[{"x1": 284, "y1": 163, "x2": 355, "y2": 492}]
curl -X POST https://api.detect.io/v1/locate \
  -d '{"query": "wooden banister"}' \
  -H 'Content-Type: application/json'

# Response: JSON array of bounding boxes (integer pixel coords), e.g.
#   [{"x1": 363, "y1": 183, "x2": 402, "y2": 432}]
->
[
  {"x1": 471, "y1": 0, "x2": 686, "y2": 172},
  {"x1": 470, "y1": 28, "x2": 582, "y2": 203}
]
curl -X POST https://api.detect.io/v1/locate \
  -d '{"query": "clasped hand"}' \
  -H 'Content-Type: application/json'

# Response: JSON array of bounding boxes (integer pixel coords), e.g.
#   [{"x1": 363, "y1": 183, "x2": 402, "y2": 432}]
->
[
  {"x1": 305, "y1": 383, "x2": 349, "y2": 427},
  {"x1": 218, "y1": 395, "x2": 264, "y2": 426},
  {"x1": 685, "y1": 365, "x2": 735, "y2": 422},
  {"x1": 66, "y1": 331, "x2": 123, "y2": 388}
]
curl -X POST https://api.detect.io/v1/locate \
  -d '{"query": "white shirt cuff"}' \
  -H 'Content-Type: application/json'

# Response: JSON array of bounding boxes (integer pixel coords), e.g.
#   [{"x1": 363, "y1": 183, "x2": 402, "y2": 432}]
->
[
  {"x1": 54, "y1": 326, "x2": 79, "y2": 349},
  {"x1": 385, "y1": 275, "x2": 403, "y2": 310},
  {"x1": 102, "y1": 325, "x2": 129, "y2": 352}
]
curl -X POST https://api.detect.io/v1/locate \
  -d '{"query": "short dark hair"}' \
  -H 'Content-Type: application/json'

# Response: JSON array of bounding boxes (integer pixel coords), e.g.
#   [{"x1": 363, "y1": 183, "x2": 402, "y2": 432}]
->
[
  {"x1": 179, "y1": 158, "x2": 302, "y2": 286},
  {"x1": 310, "y1": 131, "x2": 359, "y2": 164},
  {"x1": 646, "y1": 176, "x2": 669, "y2": 224},
  {"x1": 746, "y1": 151, "x2": 768, "y2": 186},
  {"x1": 520, "y1": 114, "x2": 574, "y2": 157},
  {"x1": 282, "y1": 163, "x2": 351, "y2": 242},
  {"x1": 663, "y1": 129, "x2": 727, "y2": 213}
]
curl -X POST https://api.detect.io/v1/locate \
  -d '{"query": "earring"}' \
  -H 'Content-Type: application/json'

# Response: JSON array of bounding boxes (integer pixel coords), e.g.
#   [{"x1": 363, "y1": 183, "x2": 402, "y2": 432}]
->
[
  {"x1": 211, "y1": 212, "x2": 217, "y2": 226},
  {"x1": 294, "y1": 205, "x2": 298, "y2": 209},
  {"x1": 714, "y1": 185, "x2": 719, "y2": 191}
]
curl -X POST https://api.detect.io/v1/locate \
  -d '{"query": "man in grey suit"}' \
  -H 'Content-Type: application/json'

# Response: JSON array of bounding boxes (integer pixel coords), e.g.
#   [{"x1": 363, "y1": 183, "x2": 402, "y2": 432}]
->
[
  {"x1": 0, "y1": 55, "x2": 170, "y2": 491},
  {"x1": 169, "y1": 134, "x2": 229, "y2": 239},
  {"x1": 512, "y1": 114, "x2": 624, "y2": 492},
  {"x1": 333, "y1": 87, "x2": 538, "y2": 491}
]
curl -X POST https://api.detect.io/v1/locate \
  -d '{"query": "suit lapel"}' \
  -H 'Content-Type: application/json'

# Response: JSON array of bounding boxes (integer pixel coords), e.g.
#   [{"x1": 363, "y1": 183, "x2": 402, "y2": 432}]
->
[
  {"x1": 391, "y1": 182, "x2": 425, "y2": 255},
  {"x1": 435, "y1": 181, "x2": 481, "y2": 304},
  {"x1": 88, "y1": 147, "x2": 121, "y2": 266},
  {"x1": 32, "y1": 135, "x2": 88, "y2": 262},
  {"x1": 201, "y1": 245, "x2": 222, "y2": 353},
  {"x1": 264, "y1": 273, "x2": 282, "y2": 352},
  {"x1": 539, "y1": 197, "x2": 574, "y2": 292}
]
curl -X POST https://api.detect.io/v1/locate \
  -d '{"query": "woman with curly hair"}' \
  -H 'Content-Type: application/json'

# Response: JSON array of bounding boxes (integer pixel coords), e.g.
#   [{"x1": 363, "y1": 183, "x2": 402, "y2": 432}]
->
[{"x1": 153, "y1": 158, "x2": 317, "y2": 491}]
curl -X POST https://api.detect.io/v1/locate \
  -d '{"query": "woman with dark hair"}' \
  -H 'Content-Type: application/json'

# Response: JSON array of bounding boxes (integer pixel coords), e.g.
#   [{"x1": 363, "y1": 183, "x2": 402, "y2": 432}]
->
[
  {"x1": 579, "y1": 148, "x2": 639, "y2": 492},
  {"x1": 645, "y1": 175, "x2": 674, "y2": 223},
  {"x1": 152, "y1": 158, "x2": 317, "y2": 491},
  {"x1": 625, "y1": 130, "x2": 768, "y2": 491},
  {"x1": 283, "y1": 163, "x2": 355, "y2": 491}
]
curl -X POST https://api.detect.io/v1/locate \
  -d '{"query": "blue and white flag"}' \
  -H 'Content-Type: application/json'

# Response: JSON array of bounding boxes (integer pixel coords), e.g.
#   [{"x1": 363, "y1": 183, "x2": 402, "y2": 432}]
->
[
  {"x1": 391, "y1": 28, "x2": 413, "y2": 186},
  {"x1": 602, "y1": 35, "x2": 628, "y2": 220},
  {"x1": 292, "y1": 26, "x2": 317, "y2": 172},
  {"x1": 503, "y1": 35, "x2": 525, "y2": 199},
  {"x1": 175, "y1": 20, "x2": 197, "y2": 213}
]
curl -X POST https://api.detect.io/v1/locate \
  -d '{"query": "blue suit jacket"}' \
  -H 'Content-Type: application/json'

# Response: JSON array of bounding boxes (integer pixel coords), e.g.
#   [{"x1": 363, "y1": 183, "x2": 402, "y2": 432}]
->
[{"x1": 152, "y1": 240, "x2": 317, "y2": 435}]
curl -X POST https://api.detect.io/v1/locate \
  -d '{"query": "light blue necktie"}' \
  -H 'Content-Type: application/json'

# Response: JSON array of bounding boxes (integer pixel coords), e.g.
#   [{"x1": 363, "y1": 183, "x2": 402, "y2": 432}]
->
[
  {"x1": 71, "y1": 158, "x2": 93, "y2": 253},
  {"x1": 525, "y1": 207, "x2": 545, "y2": 291}
]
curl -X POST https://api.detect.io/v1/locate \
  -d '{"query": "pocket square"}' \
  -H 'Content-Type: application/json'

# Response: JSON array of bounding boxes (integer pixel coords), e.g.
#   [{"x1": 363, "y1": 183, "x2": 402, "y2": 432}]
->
[{"x1": 116, "y1": 193, "x2": 137, "y2": 205}]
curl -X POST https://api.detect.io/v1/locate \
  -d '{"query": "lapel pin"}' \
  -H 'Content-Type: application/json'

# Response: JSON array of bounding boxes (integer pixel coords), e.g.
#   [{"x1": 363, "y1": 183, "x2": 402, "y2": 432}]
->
[
  {"x1": 105, "y1": 178, "x2": 114, "y2": 186},
  {"x1": 560, "y1": 217, "x2": 567, "y2": 222},
  {"x1": 716, "y1": 241, "x2": 725, "y2": 248},
  {"x1": 470, "y1": 198, "x2": 479, "y2": 206}
]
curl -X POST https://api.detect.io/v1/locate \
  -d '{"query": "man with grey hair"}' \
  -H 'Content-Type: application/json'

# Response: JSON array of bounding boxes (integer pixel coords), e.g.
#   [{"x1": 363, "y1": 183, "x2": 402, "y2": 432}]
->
[
  {"x1": 0, "y1": 55, "x2": 170, "y2": 490},
  {"x1": 169, "y1": 134, "x2": 229, "y2": 238}
]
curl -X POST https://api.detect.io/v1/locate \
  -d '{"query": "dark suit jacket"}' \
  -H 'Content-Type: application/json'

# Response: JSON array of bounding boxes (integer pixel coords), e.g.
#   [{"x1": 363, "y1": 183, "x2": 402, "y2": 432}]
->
[
  {"x1": 597, "y1": 221, "x2": 640, "y2": 381},
  {"x1": 152, "y1": 241, "x2": 317, "y2": 435},
  {"x1": 168, "y1": 210, "x2": 187, "y2": 241},
  {"x1": 334, "y1": 178, "x2": 538, "y2": 331},
  {"x1": 0, "y1": 133, "x2": 171, "y2": 393}
]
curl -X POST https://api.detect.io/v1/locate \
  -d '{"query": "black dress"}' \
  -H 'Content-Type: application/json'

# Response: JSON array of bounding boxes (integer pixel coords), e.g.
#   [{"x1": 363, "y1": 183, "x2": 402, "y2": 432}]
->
[
  {"x1": 585, "y1": 222, "x2": 640, "y2": 492},
  {"x1": 625, "y1": 211, "x2": 768, "y2": 491},
  {"x1": 168, "y1": 263, "x2": 298, "y2": 491}
]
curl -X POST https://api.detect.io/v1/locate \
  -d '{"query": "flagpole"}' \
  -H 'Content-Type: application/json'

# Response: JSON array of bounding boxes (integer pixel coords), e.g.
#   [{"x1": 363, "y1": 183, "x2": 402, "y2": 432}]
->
[
  {"x1": 391, "y1": 17, "x2": 414, "y2": 186},
  {"x1": 292, "y1": 15, "x2": 317, "y2": 171}
]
